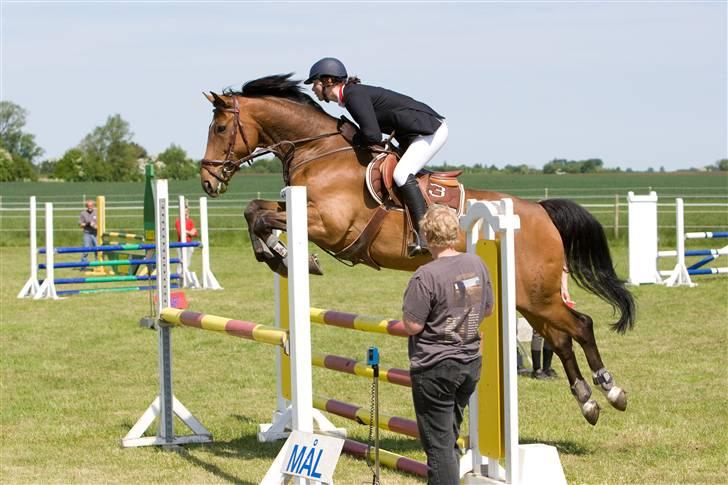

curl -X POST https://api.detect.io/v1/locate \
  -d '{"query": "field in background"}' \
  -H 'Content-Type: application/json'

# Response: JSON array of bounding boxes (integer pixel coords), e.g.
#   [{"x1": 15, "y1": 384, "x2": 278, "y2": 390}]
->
[{"x1": 2, "y1": 172, "x2": 727, "y2": 248}]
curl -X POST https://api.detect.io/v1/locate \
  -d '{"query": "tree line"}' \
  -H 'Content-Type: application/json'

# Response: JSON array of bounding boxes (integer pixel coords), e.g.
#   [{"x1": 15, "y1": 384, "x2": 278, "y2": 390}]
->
[{"x1": 1, "y1": 100, "x2": 726, "y2": 182}]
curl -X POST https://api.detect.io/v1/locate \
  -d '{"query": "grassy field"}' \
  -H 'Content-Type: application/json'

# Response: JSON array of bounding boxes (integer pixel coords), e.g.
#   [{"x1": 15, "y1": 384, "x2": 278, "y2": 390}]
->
[
  {"x1": 1, "y1": 237, "x2": 727, "y2": 483},
  {"x1": 1, "y1": 174, "x2": 727, "y2": 483}
]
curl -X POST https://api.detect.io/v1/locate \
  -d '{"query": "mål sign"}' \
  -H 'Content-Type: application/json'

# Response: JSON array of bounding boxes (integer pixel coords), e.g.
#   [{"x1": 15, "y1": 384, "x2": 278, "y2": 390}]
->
[{"x1": 261, "y1": 431, "x2": 344, "y2": 484}]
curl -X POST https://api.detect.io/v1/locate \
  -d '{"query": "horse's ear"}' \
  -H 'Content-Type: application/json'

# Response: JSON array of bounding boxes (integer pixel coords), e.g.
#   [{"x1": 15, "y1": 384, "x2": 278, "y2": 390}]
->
[
  {"x1": 210, "y1": 92, "x2": 230, "y2": 109},
  {"x1": 203, "y1": 92, "x2": 215, "y2": 104}
]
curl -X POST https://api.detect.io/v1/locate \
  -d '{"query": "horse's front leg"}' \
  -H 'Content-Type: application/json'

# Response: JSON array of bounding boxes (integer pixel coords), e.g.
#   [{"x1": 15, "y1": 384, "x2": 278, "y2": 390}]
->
[{"x1": 243, "y1": 199, "x2": 323, "y2": 276}]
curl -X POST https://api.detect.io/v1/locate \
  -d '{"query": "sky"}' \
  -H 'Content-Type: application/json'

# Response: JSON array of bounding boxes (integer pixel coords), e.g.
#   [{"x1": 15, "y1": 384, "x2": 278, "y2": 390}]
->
[{"x1": 1, "y1": 1, "x2": 726, "y2": 171}]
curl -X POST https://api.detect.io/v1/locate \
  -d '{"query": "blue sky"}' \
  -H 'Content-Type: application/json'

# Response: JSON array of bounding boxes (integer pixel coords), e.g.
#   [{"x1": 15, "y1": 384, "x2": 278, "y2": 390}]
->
[{"x1": 1, "y1": 1, "x2": 726, "y2": 170}]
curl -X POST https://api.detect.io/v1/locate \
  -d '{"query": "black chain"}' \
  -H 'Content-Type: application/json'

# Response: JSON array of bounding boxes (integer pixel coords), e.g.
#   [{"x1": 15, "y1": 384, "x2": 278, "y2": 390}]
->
[{"x1": 366, "y1": 372, "x2": 379, "y2": 485}]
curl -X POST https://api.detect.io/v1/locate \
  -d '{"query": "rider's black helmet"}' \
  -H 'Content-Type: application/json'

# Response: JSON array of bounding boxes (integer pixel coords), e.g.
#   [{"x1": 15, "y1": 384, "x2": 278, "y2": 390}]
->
[{"x1": 304, "y1": 57, "x2": 348, "y2": 84}]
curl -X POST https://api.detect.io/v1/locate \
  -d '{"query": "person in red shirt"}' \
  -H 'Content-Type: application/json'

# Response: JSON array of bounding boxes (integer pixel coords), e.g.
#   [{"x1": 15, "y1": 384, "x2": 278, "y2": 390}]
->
[
  {"x1": 175, "y1": 204, "x2": 198, "y2": 242},
  {"x1": 175, "y1": 204, "x2": 198, "y2": 271}
]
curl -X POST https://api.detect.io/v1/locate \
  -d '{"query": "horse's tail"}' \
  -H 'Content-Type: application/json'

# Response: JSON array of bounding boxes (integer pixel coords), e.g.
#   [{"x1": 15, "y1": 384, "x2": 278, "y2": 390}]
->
[{"x1": 539, "y1": 198, "x2": 636, "y2": 334}]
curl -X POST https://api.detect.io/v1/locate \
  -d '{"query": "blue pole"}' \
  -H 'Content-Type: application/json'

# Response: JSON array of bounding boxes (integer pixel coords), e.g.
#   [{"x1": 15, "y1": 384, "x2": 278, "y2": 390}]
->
[
  {"x1": 688, "y1": 268, "x2": 726, "y2": 276},
  {"x1": 39, "y1": 258, "x2": 181, "y2": 269},
  {"x1": 684, "y1": 249, "x2": 723, "y2": 257},
  {"x1": 687, "y1": 254, "x2": 718, "y2": 270},
  {"x1": 39, "y1": 241, "x2": 200, "y2": 254}
]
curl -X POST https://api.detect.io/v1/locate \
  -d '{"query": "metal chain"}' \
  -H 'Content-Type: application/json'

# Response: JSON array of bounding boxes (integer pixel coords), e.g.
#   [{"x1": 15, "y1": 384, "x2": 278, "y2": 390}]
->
[{"x1": 366, "y1": 374, "x2": 379, "y2": 485}]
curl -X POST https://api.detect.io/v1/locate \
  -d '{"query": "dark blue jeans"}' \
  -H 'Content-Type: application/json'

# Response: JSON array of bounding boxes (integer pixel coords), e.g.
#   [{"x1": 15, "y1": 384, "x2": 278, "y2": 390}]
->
[{"x1": 411, "y1": 357, "x2": 481, "y2": 485}]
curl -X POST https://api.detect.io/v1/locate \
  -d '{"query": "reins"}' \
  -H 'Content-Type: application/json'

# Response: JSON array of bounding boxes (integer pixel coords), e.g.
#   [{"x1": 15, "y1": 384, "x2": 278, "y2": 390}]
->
[{"x1": 200, "y1": 95, "x2": 350, "y2": 187}]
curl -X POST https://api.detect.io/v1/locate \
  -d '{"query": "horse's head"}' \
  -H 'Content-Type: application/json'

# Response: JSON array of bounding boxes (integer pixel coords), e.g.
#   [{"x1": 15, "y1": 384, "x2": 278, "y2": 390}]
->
[{"x1": 200, "y1": 92, "x2": 260, "y2": 197}]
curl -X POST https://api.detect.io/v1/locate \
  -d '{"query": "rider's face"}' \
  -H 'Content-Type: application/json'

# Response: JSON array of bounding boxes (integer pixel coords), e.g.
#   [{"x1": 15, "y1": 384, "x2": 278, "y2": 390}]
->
[{"x1": 311, "y1": 80, "x2": 325, "y2": 101}]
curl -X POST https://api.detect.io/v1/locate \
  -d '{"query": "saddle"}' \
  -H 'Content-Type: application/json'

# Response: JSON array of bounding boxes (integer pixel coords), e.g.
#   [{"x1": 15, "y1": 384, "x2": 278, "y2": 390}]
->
[
  {"x1": 365, "y1": 153, "x2": 465, "y2": 214},
  {"x1": 333, "y1": 149, "x2": 465, "y2": 270}
]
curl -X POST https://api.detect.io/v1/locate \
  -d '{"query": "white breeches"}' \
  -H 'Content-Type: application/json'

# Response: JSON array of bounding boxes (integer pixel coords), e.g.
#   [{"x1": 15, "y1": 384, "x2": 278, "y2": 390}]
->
[{"x1": 393, "y1": 120, "x2": 449, "y2": 187}]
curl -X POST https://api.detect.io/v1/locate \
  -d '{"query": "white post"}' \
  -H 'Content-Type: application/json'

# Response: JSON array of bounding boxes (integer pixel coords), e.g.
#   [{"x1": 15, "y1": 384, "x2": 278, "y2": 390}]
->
[
  {"x1": 177, "y1": 195, "x2": 200, "y2": 288},
  {"x1": 627, "y1": 191, "x2": 661, "y2": 285},
  {"x1": 663, "y1": 198, "x2": 694, "y2": 287},
  {"x1": 35, "y1": 203, "x2": 59, "y2": 300},
  {"x1": 18, "y1": 196, "x2": 40, "y2": 298},
  {"x1": 285, "y1": 186, "x2": 313, "y2": 436},
  {"x1": 460, "y1": 199, "x2": 564, "y2": 485},
  {"x1": 499, "y1": 199, "x2": 519, "y2": 484},
  {"x1": 199, "y1": 197, "x2": 222, "y2": 290}
]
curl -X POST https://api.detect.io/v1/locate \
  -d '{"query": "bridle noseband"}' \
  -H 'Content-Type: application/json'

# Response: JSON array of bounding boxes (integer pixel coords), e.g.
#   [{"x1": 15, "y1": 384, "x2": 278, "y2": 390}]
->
[{"x1": 199, "y1": 95, "x2": 344, "y2": 191}]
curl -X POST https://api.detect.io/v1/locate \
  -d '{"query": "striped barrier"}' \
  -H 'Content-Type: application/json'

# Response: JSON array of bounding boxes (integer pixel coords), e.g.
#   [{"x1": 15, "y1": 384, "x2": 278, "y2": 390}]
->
[
  {"x1": 313, "y1": 396, "x2": 420, "y2": 438},
  {"x1": 126, "y1": 184, "x2": 564, "y2": 483},
  {"x1": 312, "y1": 353, "x2": 411, "y2": 387},
  {"x1": 124, "y1": 184, "x2": 311, "y2": 457},
  {"x1": 685, "y1": 231, "x2": 728, "y2": 239},
  {"x1": 103, "y1": 231, "x2": 144, "y2": 241},
  {"x1": 342, "y1": 438, "x2": 427, "y2": 478},
  {"x1": 20, "y1": 192, "x2": 221, "y2": 299},
  {"x1": 628, "y1": 193, "x2": 728, "y2": 287},
  {"x1": 309, "y1": 308, "x2": 409, "y2": 337},
  {"x1": 160, "y1": 308, "x2": 289, "y2": 350},
  {"x1": 261, "y1": 195, "x2": 564, "y2": 484},
  {"x1": 656, "y1": 198, "x2": 727, "y2": 287}
]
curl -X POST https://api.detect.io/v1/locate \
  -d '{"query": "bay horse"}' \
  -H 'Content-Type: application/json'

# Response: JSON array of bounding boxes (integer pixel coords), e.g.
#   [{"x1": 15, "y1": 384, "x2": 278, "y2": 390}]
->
[{"x1": 199, "y1": 74, "x2": 635, "y2": 426}]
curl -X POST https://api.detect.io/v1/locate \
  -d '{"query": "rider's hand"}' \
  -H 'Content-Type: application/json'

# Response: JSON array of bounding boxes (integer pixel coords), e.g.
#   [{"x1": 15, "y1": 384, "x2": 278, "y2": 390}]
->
[{"x1": 337, "y1": 116, "x2": 357, "y2": 144}]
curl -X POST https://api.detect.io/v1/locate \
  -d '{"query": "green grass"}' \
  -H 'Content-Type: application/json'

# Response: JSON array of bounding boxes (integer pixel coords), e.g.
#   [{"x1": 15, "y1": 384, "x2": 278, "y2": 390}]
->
[{"x1": 1, "y1": 236, "x2": 727, "y2": 483}]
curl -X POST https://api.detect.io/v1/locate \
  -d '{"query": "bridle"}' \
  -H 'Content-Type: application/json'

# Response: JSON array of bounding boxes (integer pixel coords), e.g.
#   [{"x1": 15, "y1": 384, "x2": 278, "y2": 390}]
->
[{"x1": 200, "y1": 95, "x2": 346, "y2": 192}]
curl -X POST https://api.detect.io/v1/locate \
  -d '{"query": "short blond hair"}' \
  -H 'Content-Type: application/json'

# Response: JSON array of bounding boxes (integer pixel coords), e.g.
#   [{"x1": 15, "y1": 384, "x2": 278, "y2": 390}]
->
[{"x1": 420, "y1": 205, "x2": 459, "y2": 247}]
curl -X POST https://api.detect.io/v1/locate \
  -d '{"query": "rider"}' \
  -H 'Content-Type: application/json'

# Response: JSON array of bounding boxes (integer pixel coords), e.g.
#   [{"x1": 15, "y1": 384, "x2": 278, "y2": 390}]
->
[{"x1": 304, "y1": 57, "x2": 448, "y2": 256}]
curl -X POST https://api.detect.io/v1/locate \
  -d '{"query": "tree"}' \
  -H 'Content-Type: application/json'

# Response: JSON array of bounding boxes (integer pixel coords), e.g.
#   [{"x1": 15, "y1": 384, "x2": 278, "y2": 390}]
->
[
  {"x1": 78, "y1": 114, "x2": 144, "y2": 181},
  {"x1": 0, "y1": 101, "x2": 43, "y2": 163},
  {"x1": 0, "y1": 101, "x2": 42, "y2": 181},
  {"x1": 0, "y1": 148, "x2": 14, "y2": 182},
  {"x1": 158, "y1": 144, "x2": 197, "y2": 179},
  {"x1": 715, "y1": 159, "x2": 728, "y2": 171},
  {"x1": 53, "y1": 148, "x2": 85, "y2": 181}
]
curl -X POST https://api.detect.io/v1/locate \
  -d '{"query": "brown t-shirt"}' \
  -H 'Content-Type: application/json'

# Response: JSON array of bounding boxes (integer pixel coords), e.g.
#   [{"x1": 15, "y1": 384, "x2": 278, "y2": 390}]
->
[{"x1": 402, "y1": 253, "x2": 494, "y2": 370}]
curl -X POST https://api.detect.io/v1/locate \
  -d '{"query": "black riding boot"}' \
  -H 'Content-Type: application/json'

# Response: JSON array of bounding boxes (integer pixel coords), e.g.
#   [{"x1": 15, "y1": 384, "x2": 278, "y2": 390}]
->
[{"x1": 399, "y1": 174, "x2": 428, "y2": 256}]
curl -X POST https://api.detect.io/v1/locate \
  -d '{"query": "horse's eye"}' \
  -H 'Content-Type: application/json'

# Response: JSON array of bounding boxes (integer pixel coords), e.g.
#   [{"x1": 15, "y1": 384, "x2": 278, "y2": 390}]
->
[{"x1": 216, "y1": 125, "x2": 226, "y2": 134}]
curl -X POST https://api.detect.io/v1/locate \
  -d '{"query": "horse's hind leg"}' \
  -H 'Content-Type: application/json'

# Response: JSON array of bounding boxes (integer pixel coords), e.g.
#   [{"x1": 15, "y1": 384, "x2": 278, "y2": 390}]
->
[
  {"x1": 525, "y1": 313, "x2": 602, "y2": 425},
  {"x1": 525, "y1": 303, "x2": 628, "y2": 424},
  {"x1": 566, "y1": 307, "x2": 628, "y2": 412}
]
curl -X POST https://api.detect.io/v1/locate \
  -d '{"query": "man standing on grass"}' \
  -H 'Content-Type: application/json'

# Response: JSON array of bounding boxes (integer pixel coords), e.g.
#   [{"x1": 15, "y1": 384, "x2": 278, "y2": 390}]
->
[
  {"x1": 78, "y1": 199, "x2": 98, "y2": 265},
  {"x1": 401, "y1": 204, "x2": 494, "y2": 484}
]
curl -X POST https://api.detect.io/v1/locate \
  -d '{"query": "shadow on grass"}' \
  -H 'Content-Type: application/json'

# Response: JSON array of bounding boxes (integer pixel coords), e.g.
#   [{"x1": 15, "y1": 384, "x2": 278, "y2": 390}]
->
[
  {"x1": 520, "y1": 436, "x2": 592, "y2": 456},
  {"x1": 174, "y1": 447, "x2": 258, "y2": 485}
]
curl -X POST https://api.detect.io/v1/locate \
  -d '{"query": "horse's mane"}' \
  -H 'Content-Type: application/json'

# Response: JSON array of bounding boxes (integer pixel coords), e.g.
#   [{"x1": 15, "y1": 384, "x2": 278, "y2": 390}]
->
[{"x1": 224, "y1": 74, "x2": 325, "y2": 113}]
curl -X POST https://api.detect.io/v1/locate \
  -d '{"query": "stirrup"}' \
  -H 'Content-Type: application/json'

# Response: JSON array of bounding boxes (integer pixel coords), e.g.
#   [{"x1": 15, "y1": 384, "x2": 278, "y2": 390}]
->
[{"x1": 407, "y1": 232, "x2": 429, "y2": 257}]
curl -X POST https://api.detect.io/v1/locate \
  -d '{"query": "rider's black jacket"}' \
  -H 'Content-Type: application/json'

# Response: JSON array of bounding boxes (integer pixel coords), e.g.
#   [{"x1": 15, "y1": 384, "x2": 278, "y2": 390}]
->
[{"x1": 342, "y1": 83, "x2": 444, "y2": 149}]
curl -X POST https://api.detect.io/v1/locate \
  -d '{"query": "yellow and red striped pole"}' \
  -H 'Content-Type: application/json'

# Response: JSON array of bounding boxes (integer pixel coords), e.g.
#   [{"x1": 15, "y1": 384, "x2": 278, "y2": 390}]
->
[
  {"x1": 160, "y1": 308, "x2": 288, "y2": 350},
  {"x1": 310, "y1": 308, "x2": 409, "y2": 337},
  {"x1": 312, "y1": 352, "x2": 411, "y2": 387}
]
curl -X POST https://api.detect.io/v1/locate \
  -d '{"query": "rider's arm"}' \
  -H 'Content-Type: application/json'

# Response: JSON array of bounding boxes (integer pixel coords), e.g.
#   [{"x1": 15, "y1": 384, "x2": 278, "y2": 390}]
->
[{"x1": 344, "y1": 89, "x2": 382, "y2": 146}]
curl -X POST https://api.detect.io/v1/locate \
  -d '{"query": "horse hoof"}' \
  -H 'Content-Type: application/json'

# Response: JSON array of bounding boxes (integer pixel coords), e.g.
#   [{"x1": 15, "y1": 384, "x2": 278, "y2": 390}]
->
[
  {"x1": 581, "y1": 399, "x2": 601, "y2": 425},
  {"x1": 308, "y1": 254, "x2": 324, "y2": 276},
  {"x1": 606, "y1": 386, "x2": 627, "y2": 411}
]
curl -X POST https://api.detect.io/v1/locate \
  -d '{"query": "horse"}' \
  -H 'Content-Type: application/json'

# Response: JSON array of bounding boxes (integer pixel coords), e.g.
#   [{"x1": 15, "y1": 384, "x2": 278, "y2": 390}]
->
[{"x1": 199, "y1": 74, "x2": 635, "y2": 426}]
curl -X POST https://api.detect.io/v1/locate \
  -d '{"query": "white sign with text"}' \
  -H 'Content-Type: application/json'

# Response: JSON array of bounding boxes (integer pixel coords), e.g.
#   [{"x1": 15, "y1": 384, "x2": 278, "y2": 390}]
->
[{"x1": 261, "y1": 431, "x2": 344, "y2": 484}]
